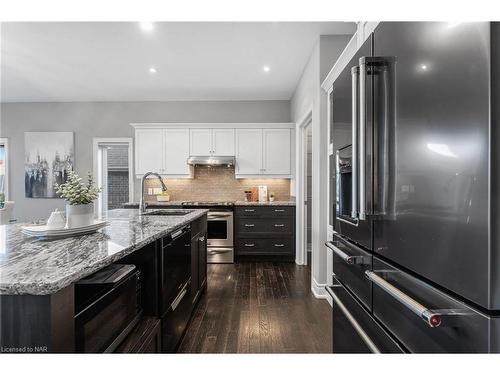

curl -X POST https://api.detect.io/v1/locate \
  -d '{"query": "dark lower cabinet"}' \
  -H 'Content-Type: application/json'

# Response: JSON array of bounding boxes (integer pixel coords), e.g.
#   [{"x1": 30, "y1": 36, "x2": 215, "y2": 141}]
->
[
  {"x1": 115, "y1": 317, "x2": 161, "y2": 353},
  {"x1": 235, "y1": 205, "x2": 295, "y2": 261},
  {"x1": 161, "y1": 280, "x2": 193, "y2": 353}
]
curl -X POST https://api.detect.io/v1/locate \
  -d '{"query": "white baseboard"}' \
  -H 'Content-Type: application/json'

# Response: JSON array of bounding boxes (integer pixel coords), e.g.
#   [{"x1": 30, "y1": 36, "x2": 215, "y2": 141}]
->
[{"x1": 311, "y1": 277, "x2": 328, "y2": 299}]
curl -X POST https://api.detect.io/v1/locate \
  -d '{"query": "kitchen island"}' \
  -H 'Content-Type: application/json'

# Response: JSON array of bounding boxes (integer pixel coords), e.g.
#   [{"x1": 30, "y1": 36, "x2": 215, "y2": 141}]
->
[{"x1": 0, "y1": 208, "x2": 208, "y2": 353}]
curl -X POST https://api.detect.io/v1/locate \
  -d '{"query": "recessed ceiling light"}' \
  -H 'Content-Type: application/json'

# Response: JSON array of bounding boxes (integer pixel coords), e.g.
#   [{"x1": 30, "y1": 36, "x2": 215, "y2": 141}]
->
[
  {"x1": 263, "y1": 65, "x2": 271, "y2": 73},
  {"x1": 139, "y1": 22, "x2": 154, "y2": 32},
  {"x1": 421, "y1": 64, "x2": 427, "y2": 70},
  {"x1": 149, "y1": 67, "x2": 157, "y2": 74}
]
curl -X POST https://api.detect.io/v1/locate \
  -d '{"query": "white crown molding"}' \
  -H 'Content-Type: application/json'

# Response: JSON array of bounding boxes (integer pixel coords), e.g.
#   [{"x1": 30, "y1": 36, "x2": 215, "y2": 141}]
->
[{"x1": 131, "y1": 122, "x2": 295, "y2": 129}]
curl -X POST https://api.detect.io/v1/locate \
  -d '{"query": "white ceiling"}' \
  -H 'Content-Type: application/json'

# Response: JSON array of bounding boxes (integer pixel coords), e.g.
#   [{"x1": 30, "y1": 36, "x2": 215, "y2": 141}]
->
[{"x1": 1, "y1": 22, "x2": 355, "y2": 102}]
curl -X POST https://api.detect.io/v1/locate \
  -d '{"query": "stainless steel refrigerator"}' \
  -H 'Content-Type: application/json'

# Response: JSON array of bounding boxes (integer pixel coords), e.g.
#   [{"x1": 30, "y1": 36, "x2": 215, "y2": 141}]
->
[{"x1": 326, "y1": 22, "x2": 500, "y2": 353}]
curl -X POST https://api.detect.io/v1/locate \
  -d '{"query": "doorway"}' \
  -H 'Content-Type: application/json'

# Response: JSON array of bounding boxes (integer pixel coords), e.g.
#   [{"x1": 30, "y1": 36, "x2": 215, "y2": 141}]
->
[
  {"x1": 305, "y1": 124, "x2": 312, "y2": 263},
  {"x1": 93, "y1": 138, "x2": 133, "y2": 216}
]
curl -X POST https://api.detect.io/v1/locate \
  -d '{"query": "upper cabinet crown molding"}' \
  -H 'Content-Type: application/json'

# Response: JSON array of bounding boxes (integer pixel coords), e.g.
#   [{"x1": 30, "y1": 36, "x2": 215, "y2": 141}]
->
[{"x1": 131, "y1": 123, "x2": 294, "y2": 129}]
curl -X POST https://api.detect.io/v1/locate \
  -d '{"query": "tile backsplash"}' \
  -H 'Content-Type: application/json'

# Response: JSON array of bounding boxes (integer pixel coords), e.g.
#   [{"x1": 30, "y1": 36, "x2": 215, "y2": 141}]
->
[{"x1": 144, "y1": 165, "x2": 291, "y2": 202}]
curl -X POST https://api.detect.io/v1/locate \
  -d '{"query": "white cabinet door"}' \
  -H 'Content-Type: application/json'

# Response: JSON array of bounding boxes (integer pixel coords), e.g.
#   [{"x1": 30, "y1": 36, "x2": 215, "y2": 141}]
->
[
  {"x1": 235, "y1": 129, "x2": 263, "y2": 175},
  {"x1": 263, "y1": 129, "x2": 291, "y2": 175},
  {"x1": 135, "y1": 128, "x2": 164, "y2": 175},
  {"x1": 212, "y1": 129, "x2": 235, "y2": 156},
  {"x1": 164, "y1": 129, "x2": 191, "y2": 175},
  {"x1": 190, "y1": 128, "x2": 212, "y2": 156}
]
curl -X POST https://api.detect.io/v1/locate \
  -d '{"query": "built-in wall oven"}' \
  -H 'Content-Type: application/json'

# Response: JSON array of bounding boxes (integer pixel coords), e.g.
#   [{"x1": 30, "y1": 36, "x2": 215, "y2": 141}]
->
[{"x1": 182, "y1": 202, "x2": 234, "y2": 264}]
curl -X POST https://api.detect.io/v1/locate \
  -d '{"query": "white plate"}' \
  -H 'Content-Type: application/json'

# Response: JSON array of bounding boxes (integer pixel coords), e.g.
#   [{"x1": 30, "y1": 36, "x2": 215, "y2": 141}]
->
[{"x1": 22, "y1": 220, "x2": 109, "y2": 238}]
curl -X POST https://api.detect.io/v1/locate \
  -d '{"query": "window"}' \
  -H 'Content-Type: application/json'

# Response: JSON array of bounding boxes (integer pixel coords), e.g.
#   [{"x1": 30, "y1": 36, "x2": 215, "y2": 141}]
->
[
  {"x1": 93, "y1": 138, "x2": 133, "y2": 215},
  {"x1": 0, "y1": 138, "x2": 9, "y2": 201}
]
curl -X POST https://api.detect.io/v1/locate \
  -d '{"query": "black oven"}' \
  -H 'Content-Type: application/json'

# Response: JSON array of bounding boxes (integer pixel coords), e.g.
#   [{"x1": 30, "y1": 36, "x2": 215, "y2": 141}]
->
[{"x1": 75, "y1": 264, "x2": 141, "y2": 353}]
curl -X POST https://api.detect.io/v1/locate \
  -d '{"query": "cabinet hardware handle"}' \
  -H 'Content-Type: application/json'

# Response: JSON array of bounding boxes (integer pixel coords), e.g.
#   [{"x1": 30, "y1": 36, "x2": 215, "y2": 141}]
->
[
  {"x1": 274, "y1": 209, "x2": 285, "y2": 212},
  {"x1": 274, "y1": 244, "x2": 285, "y2": 247},
  {"x1": 244, "y1": 243, "x2": 255, "y2": 247},
  {"x1": 199, "y1": 236, "x2": 205, "y2": 242},
  {"x1": 244, "y1": 209, "x2": 255, "y2": 212},
  {"x1": 274, "y1": 224, "x2": 285, "y2": 227},
  {"x1": 171, "y1": 283, "x2": 188, "y2": 311},
  {"x1": 245, "y1": 224, "x2": 255, "y2": 227}
]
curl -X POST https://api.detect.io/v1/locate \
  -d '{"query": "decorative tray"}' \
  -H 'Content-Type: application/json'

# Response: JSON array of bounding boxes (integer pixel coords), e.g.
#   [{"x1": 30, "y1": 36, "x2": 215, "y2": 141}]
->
[{"x1": 21, "y1": 220, "x2": 109, "y2": 239}]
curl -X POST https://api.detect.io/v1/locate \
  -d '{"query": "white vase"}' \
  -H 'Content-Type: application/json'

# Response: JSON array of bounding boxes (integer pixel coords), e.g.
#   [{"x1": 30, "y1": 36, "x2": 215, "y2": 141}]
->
[{"x1": 66, "y1": 203, "x2": 94, "y2": 228}]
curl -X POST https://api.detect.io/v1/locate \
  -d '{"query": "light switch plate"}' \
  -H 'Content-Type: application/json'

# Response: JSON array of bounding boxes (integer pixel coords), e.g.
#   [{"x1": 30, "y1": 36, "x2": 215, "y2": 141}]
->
[{"x1": 148, "y1": 188, "x2": 153, "y2": 195}]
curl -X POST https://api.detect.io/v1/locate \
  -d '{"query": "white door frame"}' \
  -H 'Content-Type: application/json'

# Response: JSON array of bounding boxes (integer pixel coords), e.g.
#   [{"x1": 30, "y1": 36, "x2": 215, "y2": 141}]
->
[
  {"x1": 92, "y1": 138, "x2": 134, "y2": 216},
  {"x1": 0, "y1": 138, "x2": 9, "y2": 200},
  {"x1": 295, "y1": 107, "x2": 313, "y2": 266}
]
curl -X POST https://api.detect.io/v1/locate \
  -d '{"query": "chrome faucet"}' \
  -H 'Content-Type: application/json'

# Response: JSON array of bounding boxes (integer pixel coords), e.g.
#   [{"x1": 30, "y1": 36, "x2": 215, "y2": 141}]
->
[{"x1": 139, "y1": 172, "x2": 168, "y2": 213}]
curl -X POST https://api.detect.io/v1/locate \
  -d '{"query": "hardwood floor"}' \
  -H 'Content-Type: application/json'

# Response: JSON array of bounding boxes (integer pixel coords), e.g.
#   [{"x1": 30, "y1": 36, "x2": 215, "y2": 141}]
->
[{"x1": 178, "y1": 261, "x2": 332, "y2": 353}]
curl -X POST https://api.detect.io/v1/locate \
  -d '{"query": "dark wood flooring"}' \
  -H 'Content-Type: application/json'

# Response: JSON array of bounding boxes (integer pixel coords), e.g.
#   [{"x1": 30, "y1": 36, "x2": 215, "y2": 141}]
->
[{"x1": 178, "y1": 261, "x2": 332, "y2": 353}]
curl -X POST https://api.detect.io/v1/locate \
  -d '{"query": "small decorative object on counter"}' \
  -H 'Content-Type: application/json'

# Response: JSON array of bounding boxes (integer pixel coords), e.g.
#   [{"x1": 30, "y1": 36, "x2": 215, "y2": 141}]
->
[
  {"x1": 251, "y1": 187, "x2": 259, "y2": 202},
  {"x1": 258, "y1": 185, "x2": 268, "y2": 202},
  {"x1": 269, "y1": 192, "x2": 275, "y2": 202},
  {"x1": 55, "y1": 170, "x2": 102, "y2": 228},
  {"x1": 157, "y1": 191, "x2": 170, "y2": 202},
  {"x1": 46, "y1": 208, "x2": 66, "y2": 229},
  {"x1": 244, "y1": 190, "x2": 252, "y2": 202}
]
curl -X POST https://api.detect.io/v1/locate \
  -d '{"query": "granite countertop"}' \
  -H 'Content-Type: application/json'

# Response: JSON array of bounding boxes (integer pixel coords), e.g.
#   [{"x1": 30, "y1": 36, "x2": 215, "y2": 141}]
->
[
  {"x1": 123, "y1": 200, "x2": 296, "y2": 207},
  {"x1": 234, "y1": 200, "x2": 296, "y2": 206},
  {"x1": 122, "y1": 201, "x2": 184, "y2": 208},
  {"x1": 0, "y1": 208, "x2": 208, "y2": 296}
]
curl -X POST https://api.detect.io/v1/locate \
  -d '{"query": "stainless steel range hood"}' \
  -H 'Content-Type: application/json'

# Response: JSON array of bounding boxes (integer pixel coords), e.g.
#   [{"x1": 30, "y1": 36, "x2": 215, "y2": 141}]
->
[{"x1": 187, "y1": 156, "x2": 235, "y2": 166}]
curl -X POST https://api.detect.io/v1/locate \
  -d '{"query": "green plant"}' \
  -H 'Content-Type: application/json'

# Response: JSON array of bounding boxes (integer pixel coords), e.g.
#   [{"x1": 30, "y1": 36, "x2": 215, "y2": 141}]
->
[
  {"x1": 55, "y1": 170, "x2": 102, "y2": 205},
  {"x1": 0, "y1": 192, "x2": 4, "y2": 209}
]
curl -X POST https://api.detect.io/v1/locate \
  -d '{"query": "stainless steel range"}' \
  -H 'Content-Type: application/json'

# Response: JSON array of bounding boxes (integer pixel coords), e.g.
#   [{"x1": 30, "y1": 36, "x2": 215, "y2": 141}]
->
[{"x1": 181, "y1": 202, "x2": 234, "y2": 264}]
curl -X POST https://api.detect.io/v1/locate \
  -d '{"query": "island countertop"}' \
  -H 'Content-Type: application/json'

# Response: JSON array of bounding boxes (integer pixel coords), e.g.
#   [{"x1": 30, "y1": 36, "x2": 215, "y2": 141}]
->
[{"x1": 0, "y1": 208, "x2": 208, "y2": 296}]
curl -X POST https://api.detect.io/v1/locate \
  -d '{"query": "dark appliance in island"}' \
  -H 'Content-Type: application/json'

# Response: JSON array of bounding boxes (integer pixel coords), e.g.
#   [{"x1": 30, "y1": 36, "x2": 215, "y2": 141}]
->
[
  {"x1": 182, "y1": 201, "x2": 234, "y2": 264},
  {"x1": 326, "y1": 22, "x2": 500, "y2": 353},
  {"x1": 75, "y1": 264, "x2": 142, "y2": 353}
]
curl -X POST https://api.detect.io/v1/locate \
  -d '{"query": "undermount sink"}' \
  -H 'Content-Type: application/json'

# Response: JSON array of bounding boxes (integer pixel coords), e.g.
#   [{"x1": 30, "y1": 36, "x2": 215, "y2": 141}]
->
[{"x1": 142, "y1": 209, "x2": 194, "y2": 216}]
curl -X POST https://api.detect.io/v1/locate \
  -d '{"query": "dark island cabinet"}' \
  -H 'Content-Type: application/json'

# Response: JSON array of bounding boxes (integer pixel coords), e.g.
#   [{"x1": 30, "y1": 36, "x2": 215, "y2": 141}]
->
[{"x1": 235, "y1": 206, "x2": 295, "y2": 261}]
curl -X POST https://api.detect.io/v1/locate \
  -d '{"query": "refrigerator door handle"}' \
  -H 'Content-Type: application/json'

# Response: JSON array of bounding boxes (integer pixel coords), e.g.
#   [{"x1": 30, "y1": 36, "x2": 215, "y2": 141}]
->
[
  {"x1": 351, "y1": 66, "x2": 360, "y2": 220},
  {"x1": 358, "y1": 59, "x2": 368, "y2": 220},
  {"x1": 326, "y1": 241, "x2": 368, "y2": 265},
  {"x1": 366, "y1": 270, "x2": 466, "y2": 328}
]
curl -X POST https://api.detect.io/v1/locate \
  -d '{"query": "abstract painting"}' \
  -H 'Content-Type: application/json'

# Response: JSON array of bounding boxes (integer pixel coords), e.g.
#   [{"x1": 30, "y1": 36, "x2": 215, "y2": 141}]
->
[{"x1": 24, "y1": 132, "x2": 74, "y2": 198}]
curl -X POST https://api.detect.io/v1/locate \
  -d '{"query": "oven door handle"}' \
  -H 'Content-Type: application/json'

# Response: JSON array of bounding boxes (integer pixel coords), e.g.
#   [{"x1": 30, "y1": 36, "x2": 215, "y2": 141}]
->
[
  {"x1": 208, "y1": 214, "x2": 232, "y2": 219},
  {"x1": 171, "y1": 282, "x2": 189, "y2": 311},
  {"x1": 207, "y1": 248, "x2": 233, "y2": 254}
]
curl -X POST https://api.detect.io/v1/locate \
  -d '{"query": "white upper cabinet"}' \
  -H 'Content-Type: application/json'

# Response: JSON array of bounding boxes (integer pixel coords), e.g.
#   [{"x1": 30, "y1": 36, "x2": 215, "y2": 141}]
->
[
  {"x1": 163, "y1": 129, "x2": 191, "y2": 175},
  {"x1": 212, "y1": 129, "x2": 235, "y2": 156},
  {"x1": 190, "y1": 128, "x2": 235, "y2": 156},
  {"x1": 133, "y1": 123, "x2": 293, "y2": 179},
  {"x1": 190, "y1": 129, "x2": 212, "y2": 156},
  {"x1": 263, "y1": 129, "x2": 291, "y2": 175},
  {"x1": 235, "y1": 129, "x2": 263, "y2": 175},
  {"x1": 135, "y1": 128, "x2": 164, "y2": 175}
]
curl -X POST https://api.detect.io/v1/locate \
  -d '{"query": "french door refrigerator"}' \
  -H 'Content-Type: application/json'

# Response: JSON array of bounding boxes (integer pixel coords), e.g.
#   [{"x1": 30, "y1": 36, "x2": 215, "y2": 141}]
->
[{"x1": 327, "y1": 22, "x2": 500, "y2": 353}]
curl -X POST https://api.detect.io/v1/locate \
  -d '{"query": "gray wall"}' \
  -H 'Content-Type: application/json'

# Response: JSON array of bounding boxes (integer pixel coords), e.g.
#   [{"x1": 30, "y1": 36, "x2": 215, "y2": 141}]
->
[
  {"x1": 290, "y1": 34, "x2": 351, "y2": 292},
  {"x1": 1, "y1": 100, "x2": 290, "y2": 221}
]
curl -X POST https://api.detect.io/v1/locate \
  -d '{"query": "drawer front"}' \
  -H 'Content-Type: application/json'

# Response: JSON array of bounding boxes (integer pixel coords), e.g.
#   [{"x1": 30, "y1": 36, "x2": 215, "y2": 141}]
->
[
  {"x1": 237, "y1": 218, "x2": 292, "y2": 234},
  {"x1": 327, "y1": 279, "x2": 404, "y2": 353},
  {"x1": 372, "y1": 256, "x2": 490, "y2": 353},
  {"x1": 236, "y1": 206, "x2": 295, "y2": 217},
  {"x1": 237, "y1": 238, "x2": 292, "y2": 255},
  {"x1": 329, "y1": 234, "x2": 372, "y2": 310},
  {"x1": 207, "y1": 247, "x2": 234, "y2": 263}
]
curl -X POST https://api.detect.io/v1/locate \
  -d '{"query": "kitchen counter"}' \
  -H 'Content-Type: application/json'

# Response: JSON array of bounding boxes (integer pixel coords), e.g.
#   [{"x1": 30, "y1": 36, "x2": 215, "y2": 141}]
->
[
  {"x1": 234, "y1": 200, "x2": 296, "y2": 206},
  {"x1": 122, "y1": 201, "x2": 185, "y2": 208},
  {"x1": 0, "y1": 208, "x2": 208, "y2": 295}
]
